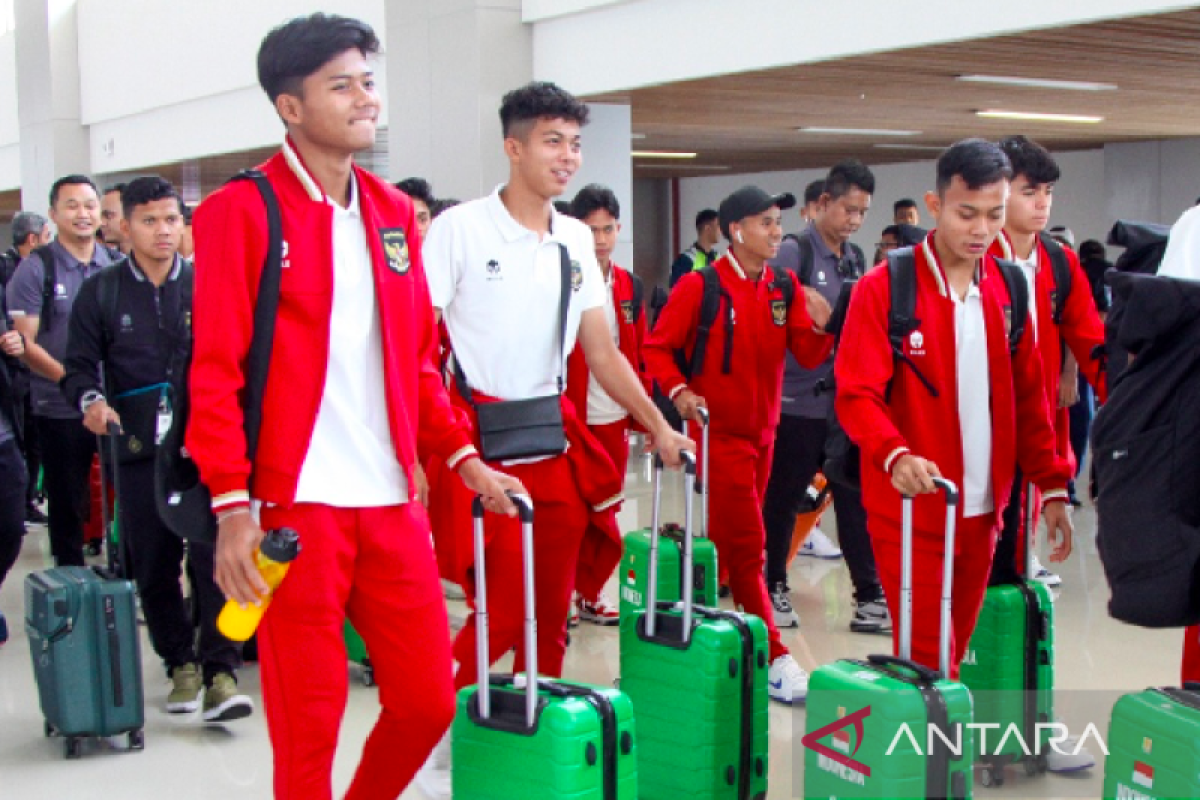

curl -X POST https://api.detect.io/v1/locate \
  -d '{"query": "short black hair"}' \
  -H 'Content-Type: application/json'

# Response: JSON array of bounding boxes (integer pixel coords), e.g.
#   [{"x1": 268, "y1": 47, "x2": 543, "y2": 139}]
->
[
  {"x1": 998, "y1": 135, "x2": 1061, "y2": 186},
  {"x1": 499, "y1": 82, "x2": 589, "y2": 139},
  {"x1": 553, "y1": 200, "x2": 573, "y2": 216},
  {"x1": 49, "y1": 175, "x2": 99, "y2": 207},
  {"x1": 570, "y1": 183, "x2": 620, "y2": 221},
  {"x1": 804, "y1": 180, "x2": 825, "y2": 205},
  {"x1": 11, "y1": 211, "x2": 47, "y2": 247},
  {"x1": 120, "y1": 175, "x2": 183, "y2": 220},
  {"x1": 103, "y1": 182, "x2": 127, "y2": 198},
  {"x1": 936, "y1": 139, "x2": 1013, "y2": 195},
  {"x1": 695, "y1": 209, "x2": 718, "y2": 231},
  {"x1": 894, "y1": 198, "x2": 918, "y2": 214},
  {"x1": 824, "y1": 160, "x2": 875, "y2": 199},
  {"x1": 257, "y1": 13, "x2": 380, "y2": 103},
  {"x1": 1078, "y1": 239, "x2": 1106, "y2": 262},
  {"x1": 396, "y1": 177, "x2": 434, "y2": 206},
  {"x1": 431, "y1": 198, "x2": 460, "y2": 218}
]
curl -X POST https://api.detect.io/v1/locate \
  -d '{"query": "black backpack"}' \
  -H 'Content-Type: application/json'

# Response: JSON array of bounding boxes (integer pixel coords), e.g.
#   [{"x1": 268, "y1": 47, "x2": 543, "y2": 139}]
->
[
  {"x1": 1091, "y1": 271, "x2": 1200, "y2": 627},
  {"x1": 1037, "y1": 232, "x2": 1073, "y2": 326},
  {"x1": 672, "y1": 264, "x2": 796, "y2": 380},
  {"x1": 823, "y1": 248, "x2": 1029, "y2": 489},
  {"x1": 782, "y1": 232, "x2": 866, "y2": 287},
  {"x1": 1103, "y1": 220, "x2": 1172, "y2": 386}
]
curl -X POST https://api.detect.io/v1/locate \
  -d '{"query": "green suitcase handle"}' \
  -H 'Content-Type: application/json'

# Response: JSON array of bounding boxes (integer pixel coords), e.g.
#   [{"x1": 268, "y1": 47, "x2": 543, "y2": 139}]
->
[{"x1": 867, "y1": 654, "x2": 942, "y2": 683}]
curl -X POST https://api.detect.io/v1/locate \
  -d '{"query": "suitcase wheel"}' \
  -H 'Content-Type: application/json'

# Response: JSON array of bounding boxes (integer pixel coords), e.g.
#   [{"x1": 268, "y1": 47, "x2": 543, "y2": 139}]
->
[
  {"x1": 980, "y1": 764, "x2": 1004, "y2": 788},
  {"x1": 128, "y1": 729, "x2": 144, "y2": 751},
  {"x1": 44, "y1": 721, "x2": 56, "y2": 738},
  {"x1": 85, "y1": 542, "x2": 101, "y2": 557},
  {"x1": 361, "y1": 667, "x2": 375, "y2": 688},
  {"x1": 1024, "y1": 757, "x2": 1038, "y2": 777},
  {"x1": 64, "y1": 737, "x2": 82, "y2": 760},
  {"x1": 1036, "y1": 754, "x2": 1048, "y2": 774}
]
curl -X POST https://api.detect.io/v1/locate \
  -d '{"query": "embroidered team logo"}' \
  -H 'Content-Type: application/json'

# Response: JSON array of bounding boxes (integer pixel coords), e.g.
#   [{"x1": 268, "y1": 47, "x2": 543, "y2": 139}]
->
[
  {"x1": 184, "y1": 311, "x2": 192, "y2": 331},
  {"x1": 621, "y1": 301, "x2": 635, "y2": 325},
  {"x1": 817, "y1": 270, "x2": 827, "y2": 284},
  {"x1": 570, "y1": 259, "x2": 583, "y2": 292},
  {"x1": 120, "y1": 314, "x2": 133, "y2": 332},
  {"x1": 379, "y1": 228, "x2": 410, "y2": 275},
  {"x1": 486, "y1": 259, "x2": 501, "y2": 274},
  {"x1": 909, "y1": 330, "x2": 925, "y2": 351},
  {"x1": 771, "y1": 299, "x2": 787, "y2": 326}
]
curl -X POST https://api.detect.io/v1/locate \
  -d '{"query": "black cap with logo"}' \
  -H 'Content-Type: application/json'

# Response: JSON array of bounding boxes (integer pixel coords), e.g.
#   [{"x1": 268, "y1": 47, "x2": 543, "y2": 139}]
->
[{"x1": 718, "y1": 186, "x2": 797, "y2": 239}]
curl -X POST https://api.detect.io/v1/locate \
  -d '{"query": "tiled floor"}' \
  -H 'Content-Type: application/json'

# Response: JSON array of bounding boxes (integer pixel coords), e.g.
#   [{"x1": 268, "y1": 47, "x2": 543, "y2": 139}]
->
[{"x1": 0, "y1": 447, "x2": 1183, "y2": 799}]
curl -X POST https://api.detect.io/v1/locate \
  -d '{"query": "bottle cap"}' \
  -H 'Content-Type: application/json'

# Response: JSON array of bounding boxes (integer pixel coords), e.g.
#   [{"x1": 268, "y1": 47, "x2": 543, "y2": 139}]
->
[{"x1": 261, "y1": 527, "x2": 301, "y2": 563}]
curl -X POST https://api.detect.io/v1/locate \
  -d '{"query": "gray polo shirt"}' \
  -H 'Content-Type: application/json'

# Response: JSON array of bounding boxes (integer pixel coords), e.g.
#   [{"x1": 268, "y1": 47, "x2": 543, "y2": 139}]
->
[
  {"x1": 8, "y1": 240, "x2": 113, "y2": 419},
  {"x1": 769, "y1": 223, "x2": 859, "y2": 419}
]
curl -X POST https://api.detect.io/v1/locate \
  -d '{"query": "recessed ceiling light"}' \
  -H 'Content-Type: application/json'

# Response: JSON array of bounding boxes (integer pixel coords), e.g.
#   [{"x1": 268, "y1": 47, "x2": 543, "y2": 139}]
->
[
  {"x1": 874, "y1": 144, "x2": 949, "y2": 152},
  {"x1": 798, "y1": 126, "x2": 921, "y2": 136},
  {"x1": 632, "y1": 150, "x2": 697, "y2": 159},
  {"x1": 635, "y1": 163, "x2": 730, "y2": 171},
  {"x1": 976, "y1": 109, "x2": 1103, "y2": 124},
  {"x1": 957, "y1": 75, "x2": 1117, "y2": 92},
  {"x1": 631, "y1": 133, "x2": 647, "y2": 140}
]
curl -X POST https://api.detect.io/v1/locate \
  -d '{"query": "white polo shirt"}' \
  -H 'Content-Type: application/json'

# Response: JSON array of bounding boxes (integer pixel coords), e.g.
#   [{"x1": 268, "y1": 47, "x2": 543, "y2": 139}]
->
[
  {"x1": 586, "y1": 268, "x2": 627, "y2": 425},
  {"x1": 1014, "y1": 250, "x2": 1039, "y2": 344},
  {"x1": 294, "y1": 174, "x2": 408, "y2": 506},
  {"x1": 424, "y1": 186, "x2": 605, "y2": 401},
  {"x1": 950, "y1": 274, "x2": 994, "y2": 517}
]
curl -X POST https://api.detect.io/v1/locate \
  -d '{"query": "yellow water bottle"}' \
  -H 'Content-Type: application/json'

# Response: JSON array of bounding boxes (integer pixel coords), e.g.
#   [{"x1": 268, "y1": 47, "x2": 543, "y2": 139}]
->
[{"x1": 217, "y1": 527, "x2": 301, "y2": 642}]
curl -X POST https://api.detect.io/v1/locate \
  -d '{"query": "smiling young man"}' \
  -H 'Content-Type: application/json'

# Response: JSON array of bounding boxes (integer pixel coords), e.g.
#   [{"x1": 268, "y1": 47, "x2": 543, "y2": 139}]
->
[
  {"x1": 644, "y1": 185, "x2": 833, "y2": 704},
  {"x1": 565, "y1": 182, "x2": 648, "y2": 626},
  {"x1": 987, "y1": 135, "x2": 1106, "y2": 590},
  {"x1": 421, "y1": 81, "x2": 692, "y2": 798},
  {"x1": 835, "y1": 138, "x2": 1073, "y2": 681},
  {"x1": 62, "y1": 176, "x2": 253, "y2": 721},
  {"x1": 8, "y1": 175, "x2": 116, "y2": 566},
  {"x1": 185, "y1": 14, "x2": 523, "y2": 800}
]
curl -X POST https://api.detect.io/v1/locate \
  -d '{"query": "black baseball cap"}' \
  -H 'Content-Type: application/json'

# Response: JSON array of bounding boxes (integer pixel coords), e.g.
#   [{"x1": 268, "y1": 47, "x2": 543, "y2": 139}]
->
[{"x1": 719, "y1": 186, "x2": 796, "y2": 239}]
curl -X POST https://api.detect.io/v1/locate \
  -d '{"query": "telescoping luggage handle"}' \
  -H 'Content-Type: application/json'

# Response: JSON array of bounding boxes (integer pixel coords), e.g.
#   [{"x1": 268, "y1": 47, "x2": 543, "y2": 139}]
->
[
  {"x1": 471, "y1": 492, "x2": 537, "y2": 729},
  {"x1": 96, "y1": 420, "x2": 126, "y2": 579},
  {"x1": 1023, "y1": 482, "x2": 1036, "y2": 581},
  {"x1": 695, "y1": 406, "x2": 710, "y2": 538},
  {"x1": 897, "y1": 478, "x2": 959, "y2": 680},
  {"x1": 645, "y1": 448, "x2": 699, "y2": 643}
]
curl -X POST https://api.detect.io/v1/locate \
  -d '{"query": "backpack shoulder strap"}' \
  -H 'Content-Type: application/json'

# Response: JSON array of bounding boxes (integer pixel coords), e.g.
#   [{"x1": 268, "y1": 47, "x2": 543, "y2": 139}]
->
[
  {"x1": 886, "y1": 248, "x2": 919, "y2": 351},
  {"x1": 797, "y1": 234, "x2": 816, "y2": 286},
  {"x1": 685, "y1": 265, "x2": 732, "y2": 378},
  {"x1": 848, "y1": 242, "x2": 867, "y2": 276},
  {"x1": 95, "y1": 260, "x2": 125, "y2": 351},
  {"x1": 1039, "y1": 232, "x2": 1072, "y2": 325},
  {"x1": 768, "y1": 265, "x2": 796, "y2": 310},
  {"x1": 994, "y1": 258, "x2": 1029, "y2": 355},
  {"x1": 36, "y1": 246, "x2": 56, "y2": 332},
  {"x1": 630, "y1": 271, "x2": 644, "y2": 324}
]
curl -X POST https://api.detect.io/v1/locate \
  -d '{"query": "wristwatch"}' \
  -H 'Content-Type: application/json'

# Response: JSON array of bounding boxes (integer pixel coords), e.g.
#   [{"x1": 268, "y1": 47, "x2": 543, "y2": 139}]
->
[{"x1": 80, "y1": 390, "x2": 105, "y2": 414}]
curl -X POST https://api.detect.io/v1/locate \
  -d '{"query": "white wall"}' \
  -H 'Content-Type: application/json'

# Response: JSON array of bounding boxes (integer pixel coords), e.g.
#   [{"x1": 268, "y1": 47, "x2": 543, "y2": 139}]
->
[
  {"x1": 568, "y1": 103, "x2": 634, "y2": 269},
  {"x1": 76, "y1": 0, "x2": 388, "y2": 174},
  {"x1": 679, "y1": 148, "x2": 1110, "y2": 257},
  {"x1": 1105, "y1": 138, "x2": 1200, "y2": 229},
  {"x1": 0, "y1": 29, "x2": 19, "y2": 189}
]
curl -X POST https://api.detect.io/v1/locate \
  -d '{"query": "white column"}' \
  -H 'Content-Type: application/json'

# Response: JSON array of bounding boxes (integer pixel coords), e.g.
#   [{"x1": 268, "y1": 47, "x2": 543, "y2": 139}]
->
[{"x1": 15, "y1": 0, "x2": 88, "y2": 213}]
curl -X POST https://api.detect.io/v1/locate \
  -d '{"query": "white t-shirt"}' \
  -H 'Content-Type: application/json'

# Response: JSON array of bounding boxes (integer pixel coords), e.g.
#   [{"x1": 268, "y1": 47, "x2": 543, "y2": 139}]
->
[
  {"x1": 586, "y1": 268, "x2": 627, "y2": 425},
  {"x1": 294, "y1": 176, "x2": 408, "y2": 506},
  {"x1": 1015, "y1": 250, "x2": 1040, "y2": 343},
  {"x1": 950, "y1": 278, "x2": 994, "y2": 517},
  {"x1": 424, "y1": 186, "x2": 605, "y2": 401}
]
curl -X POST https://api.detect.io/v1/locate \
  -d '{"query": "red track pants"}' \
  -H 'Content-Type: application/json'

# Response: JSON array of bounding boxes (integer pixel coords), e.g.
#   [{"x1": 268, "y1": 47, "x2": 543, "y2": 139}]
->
[
  {"x1": 871, "y1": 513, "x2": 998, "y2": 680},
  {"x1": 258, "y1": 502, "x2": 453, "y2": 800},
  {"x1": 576, "y1": 418, "x2": 631, "y2": 603},
  {"x1": 452, "y1": 455, "x2": 589, "y2": 689},
  {"x1": 699, "y1": 430, "x2": 789, "y2": 662}
]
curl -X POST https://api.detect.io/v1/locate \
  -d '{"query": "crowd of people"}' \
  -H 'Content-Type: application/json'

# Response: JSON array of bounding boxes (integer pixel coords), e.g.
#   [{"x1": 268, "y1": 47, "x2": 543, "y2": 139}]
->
[{"x1": 0, "y1": 9, "x2": 1180, "y2": 800}]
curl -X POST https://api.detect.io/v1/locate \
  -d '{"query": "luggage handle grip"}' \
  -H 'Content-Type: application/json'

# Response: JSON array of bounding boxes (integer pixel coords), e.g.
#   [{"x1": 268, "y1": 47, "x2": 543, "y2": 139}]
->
[
  {"x1": 899, "y1": 478, "x2": 959, "y2": 681},
  {"x1": 471, "y1": 492, "x2": 537, "y2": 730},
  {"x1": 867, "y1": 654, "x2": 942, "y2": 683}
]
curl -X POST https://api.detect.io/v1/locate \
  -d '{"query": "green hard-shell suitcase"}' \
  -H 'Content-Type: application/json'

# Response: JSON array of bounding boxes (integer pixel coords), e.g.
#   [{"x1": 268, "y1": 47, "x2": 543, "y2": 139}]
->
[
  {"x1": 453, "y1": 495, "x2": 638, "y2": 799},
  {"x1": 1103, "y1": 684, "x2": 1200, "y2": 799},
  {"x1": 960, "y1": 484, "x2": 1055, "y2": 786},
  {"x1": 619, "y1": 408, "x2": 718, "y2": 620},
  {"x1": 344, "y1": 620, "x2": 374, "y2": 686},
  {"x1": 804, "y1": 479, "x2": 975, "y2": 799},
  {"x1": 620, "y1": 449, "x2": 769, "y2": 800}
]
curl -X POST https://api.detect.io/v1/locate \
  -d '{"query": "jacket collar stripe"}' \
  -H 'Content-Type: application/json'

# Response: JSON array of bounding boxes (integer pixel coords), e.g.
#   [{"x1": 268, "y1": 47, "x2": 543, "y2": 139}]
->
[{"x1": 282, "y1": 139, "x2": 325, "y2": 203}]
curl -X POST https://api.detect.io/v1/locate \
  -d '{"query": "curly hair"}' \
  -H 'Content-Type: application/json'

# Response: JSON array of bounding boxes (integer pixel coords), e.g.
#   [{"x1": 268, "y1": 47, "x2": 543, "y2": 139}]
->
[{"x1": 499, "y1": 81, "x2": 589, "y2": 138}]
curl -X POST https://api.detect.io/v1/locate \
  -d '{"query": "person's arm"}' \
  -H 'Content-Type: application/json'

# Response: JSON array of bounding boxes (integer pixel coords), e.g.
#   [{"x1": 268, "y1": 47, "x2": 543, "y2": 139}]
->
[
  {"x1": 60, "y1": 275, "x2": 121, "y2": 436},
  {"x1": 1060, "y1": 252, "x2": 1108, "y2": 403},
  {"x1": 784, "y1": 272, "x2": 833, "y2": 367},
  {"x1": 10, "y1": 316, "x2": 59, "y2": 381},
  {"x1": 6, "y1": 256, "x2": 63, "y2": 382},
  {"x1": 1059, "y1": 350, "x2": 1079, "y2": 408},
  {"x1": 641, "y1": 272, "x2": 707, "y2": 420}
]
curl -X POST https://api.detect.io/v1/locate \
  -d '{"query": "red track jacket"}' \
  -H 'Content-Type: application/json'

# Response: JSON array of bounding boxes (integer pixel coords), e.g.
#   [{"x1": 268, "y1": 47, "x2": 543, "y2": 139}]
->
[
  {"x1": 187, "y1": 141, "x2": 476, "y2": 512},
  {"x1": 564, "y1": 263, "x2": 649, "y2": 427},
  {"x1": 990, "y1": 232, "x2": 1108, "y2": 469},
  {"x1": 643, "y1": 252, "x2": 832, "y2": 446},
  {"x1": 834, "y1": 236, "x2": 1070, "y2": 540}
]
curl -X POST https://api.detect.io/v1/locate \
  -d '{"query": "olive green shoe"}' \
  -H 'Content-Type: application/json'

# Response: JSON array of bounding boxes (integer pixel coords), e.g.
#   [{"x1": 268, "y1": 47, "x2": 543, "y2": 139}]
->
[
  {"x1": 202, "y1": 672, "x2": 254, "y2": 722},
  {"x1": 166, "y1": 663, "x2": 203, "y2": 714}
]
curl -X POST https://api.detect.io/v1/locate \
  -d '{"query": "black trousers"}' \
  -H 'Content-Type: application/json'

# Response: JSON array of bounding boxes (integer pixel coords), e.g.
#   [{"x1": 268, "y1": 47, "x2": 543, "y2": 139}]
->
[
  {"x1": 36, "y1": 416, "x2": 96, "y2": 567},
  {"x1": 18, "y1": 385, "x2": 42, "y2": 506},
  {"x1": 989, "y1": 469, "x2": 1027, "y2": 586},
  {"x1": 761, "y1": 415, "x2": 882, "y2": 601},
  {"x1": 115, "y1": 457, "x2": 240, "y2": 679},
  {"x1": 0, "y1": 438, "x2": 27, "y2": 591}
]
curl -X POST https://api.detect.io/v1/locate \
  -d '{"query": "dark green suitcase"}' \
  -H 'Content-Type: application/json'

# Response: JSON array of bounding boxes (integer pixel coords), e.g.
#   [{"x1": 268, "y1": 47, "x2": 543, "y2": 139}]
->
[
  {"x1": 619, "y1": 410, "x2": 718, "y2": 620},
  {"x1": 1103, "y1": 684, "x2": 1200, "y2": 799},
  {"x1": 453, "y1": 495, "x2": 638, "y2": 799},
  {"x1": 804, "y1": 479, "x2": 974, "y2": 799},
  {"x1": 620, "y1": 451, "x2": 769, "y2": 800},
  {"x1": 344, "y1": 620, "x2": 374, "y2": 686},
  {"x1": 960, "y1": 485, "x2": 1055, "y2": 786}
]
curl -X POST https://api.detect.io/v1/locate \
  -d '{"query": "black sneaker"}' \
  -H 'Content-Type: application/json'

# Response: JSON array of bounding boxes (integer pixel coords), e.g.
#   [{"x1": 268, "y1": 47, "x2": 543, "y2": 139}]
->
[
  {"x1": 25, "y1": 504, "x2": 47, "y2": 525},
  {"x1": 850, "y1": 599, "x2": 892, "y2": 634},
  {"x1": 769, "y1": 583, "x2": 799, "y2": 628}
]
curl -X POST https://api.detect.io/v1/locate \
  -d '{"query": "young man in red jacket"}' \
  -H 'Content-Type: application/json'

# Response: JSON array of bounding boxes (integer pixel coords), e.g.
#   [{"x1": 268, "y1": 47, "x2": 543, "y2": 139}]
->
[
  {"x1": 644, "y1": 185, "x2": 833, "y2": 704},
  {"x1": 988, "y1": 135, "x2": 1107, "y2": 589},
  {"x1": 186, "y1": 15, "x2": 523, "y2": 800},
  {"x1": 835, "y1": 139, "x2": 1074, "y2": 681},
  {"x1": 566, "y1": 183, "x2": 648, "y2": 626}
]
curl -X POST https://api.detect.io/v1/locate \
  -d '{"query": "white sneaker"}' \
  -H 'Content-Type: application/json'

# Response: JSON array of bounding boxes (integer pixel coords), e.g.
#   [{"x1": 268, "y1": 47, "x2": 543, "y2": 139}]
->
[
  {"x1": 414, "y1": 730, "x2": 452, "y2": 800},
  {"x1": 799, "y1": 528, "x2": 842, "y2": 560},
  {"x1": 1044, "y1": 734, "x2": 1096, "y2": 773},
  {"x1": 769, "y1": 583, "x2": 799, "y2": 628},
  {"x1": 442, "y1": 579, "x2": 466, "y2": 601},
  {"x1": 767, "y1": 654, "x2": 808, "y2": 705},
  {"x1": 1030, "y1": 554, "x2": 1062, "y2": 587}
]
